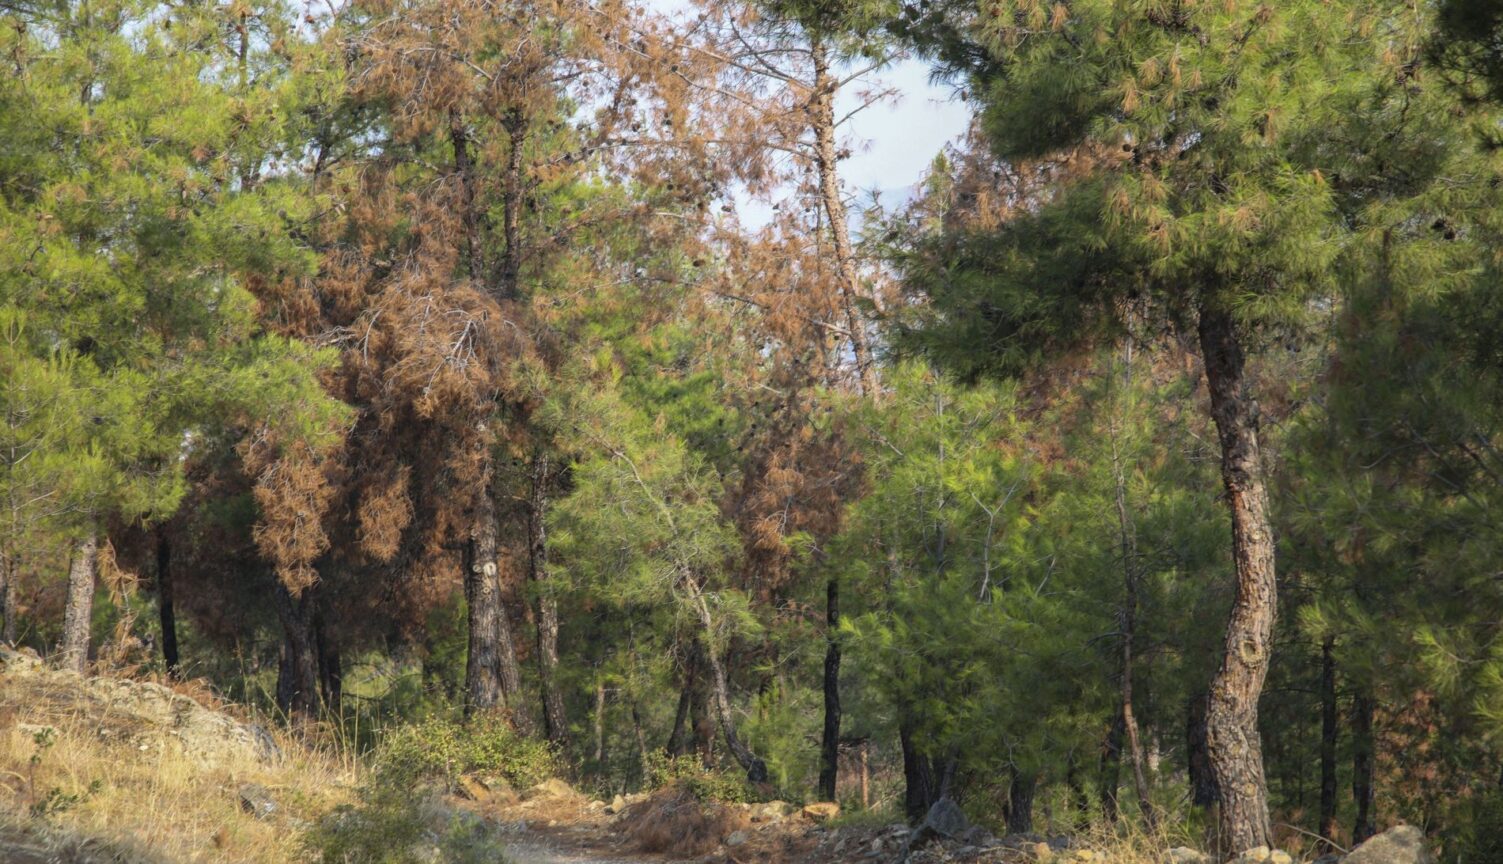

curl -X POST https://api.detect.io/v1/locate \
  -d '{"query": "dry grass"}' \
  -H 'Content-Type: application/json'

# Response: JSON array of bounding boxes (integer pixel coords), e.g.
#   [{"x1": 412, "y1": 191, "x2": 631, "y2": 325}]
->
[
  {"x1": 621, "y1": 783, "x2": 748, "y2": 857},
  {"x1": 0, "y1": 675, "x2": 357, "y2": 864}
]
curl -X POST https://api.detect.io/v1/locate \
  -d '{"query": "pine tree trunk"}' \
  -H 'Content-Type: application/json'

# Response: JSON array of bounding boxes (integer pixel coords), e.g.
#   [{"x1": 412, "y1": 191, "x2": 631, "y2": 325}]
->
[
  {"x1": 1007, "y1": 771, "x2": 1037, "y2": 834},
  {"x1": 498, "y1": 111, "x2": 526, "y2": 302},
  {"x1": 1112, "y1": 407, "x2": 1156, "y2": 828},
  {"x1": 1188, "y1": 690, "x2": 1220, "y2": 808},
  {"x1": 690, "y1": 589, "x2": 768, "y2": 782},
  {"x1": 1100, "y1": 709, "x2": 1125, "y2": 822},
  {"x1": 464, "y1": 489, "x2": 505, "y2": 715},
  {"x1": 818, "y1": 573, "x2": 842, "y2": 801},
  {"x1": 1319, "y1": 637, "x2": 1339, "y2": 849},
  {"x1": 494, "y1": 580, "x2": 532, "y2": 734},
  {"x1": 1, "y1": 549, "x2": 18, "y2": 645},
  {"x1": 59, "y1": 531, "x2": 98, "y2": 674},
  {"x1": 156, "y1": 527, "x2": 179, "y2": 678},
  {"x1": 667, "y1": 647, "x2": 696, "y2": 757},
  {"x1": 1197, "y1": 304, "x2": 1277, "y2": 853},
  {"x1": 594, "y1": 676, "x2": 607, "y2": 763},
  {"x1": 900, "y1": 719, "x2": 938, "y2": 822},
  {"x1": 273, "y1": 582, "x2": 321, "y2": 719},
  {"x1": 528, "y1": 452, "x2": 569, "y2": 748},
  {"x1": 315, "y1": 610, "x2": 341, "y2": 713},
  {"x1": 810, "y1": 38, "x2": 877, "y2": 396},
  {"x1": 1352, "y1": 689, "x2": 1376, "y2": 843}
]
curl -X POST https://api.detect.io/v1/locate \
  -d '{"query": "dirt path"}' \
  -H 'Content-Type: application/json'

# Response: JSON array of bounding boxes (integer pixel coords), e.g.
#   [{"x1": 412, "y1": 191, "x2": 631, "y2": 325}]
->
[{"x1": 504, "y1": 839, "x2": 655, "y2": 864}]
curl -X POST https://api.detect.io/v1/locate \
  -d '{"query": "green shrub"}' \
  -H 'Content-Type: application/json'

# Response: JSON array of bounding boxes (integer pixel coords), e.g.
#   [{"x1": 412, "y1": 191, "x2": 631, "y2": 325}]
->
[
  {"x1": 306, "y1": 784, "x2": 511, "y2": 864},
  {"x1": 375, "y1": 715, "x2": 556, "y2": 791},
  {"x1": 1455, "y1": 790, "x2": 1503, "y2": 864},
  {"x1": 641, "y1": 752, "x2": 756, "y2": 804}
]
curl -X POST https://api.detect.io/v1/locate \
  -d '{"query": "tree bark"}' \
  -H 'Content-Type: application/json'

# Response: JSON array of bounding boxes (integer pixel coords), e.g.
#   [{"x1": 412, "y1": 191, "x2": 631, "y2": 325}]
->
[
  {"x1": 818, "y1": 573, "x2": 842, "y2": 801},
  {"x1": 1, "y1": 549, "x2": 18, "y2": 645},
  {"x1": 498, "y1": 110, "x2": 527, "y2": 302},
  {"x1": 1188, "y1": 690, "x2": 1221, "y2": 808},
  {"x1": 667, "y1": 646, "x2": 697, "y2": 757},
  {"x1": 155, "y1": 527, "x2": 179, "y2": 678},
  {"x1": 315, "y1": 609, "x2": 341, "y2": 713},
  {"x1": 59, "y1": 531, "x2": 98, "y2": 674},
  {"x1": 1006, "y1": 770, "x2": 1038, "y2": 834},
  {"x1": 528, "y1": 452, "x2": 569, "y2": 748},
  {"x1": 594, "y1": 676, "x2": 607, "y2": 763},
  {"x1": 900, "y1": 718, "x2": 938, "y2": 822},
  {"x1": 810, "y1": 37, "x2": 877, "y2": 396},
  {"x1": 1319, "y1": 637, "x2": 1339, "y2": 849},
  {"x1": 464, "y1": 488, "x2": 505, "y2": 715},
  {"x1": 1352, "y1": 688, "x2": 1376, "y2": 843},
  {"x1": 273, "y1": 582, "x2": 321, "y2": 719},
  {"x1": 1100, "y1": 709, "x2": 1125, "y2": 823},
  {"x1": 450, "y1": 114, "x2": 486, "y2": 284},
  {"x1": 1197, "y1": 304, "x2": 1277, "y2": 853}
]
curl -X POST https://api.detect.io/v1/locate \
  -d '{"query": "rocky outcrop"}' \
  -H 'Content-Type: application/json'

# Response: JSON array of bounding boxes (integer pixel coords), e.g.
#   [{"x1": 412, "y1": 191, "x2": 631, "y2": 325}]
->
[
  {"x1": 1344, "y1": 826, "x2": 1436, "y2": 864},
  {"x1": 1, "y1": 645, "x2": 279, "y2": 768}
]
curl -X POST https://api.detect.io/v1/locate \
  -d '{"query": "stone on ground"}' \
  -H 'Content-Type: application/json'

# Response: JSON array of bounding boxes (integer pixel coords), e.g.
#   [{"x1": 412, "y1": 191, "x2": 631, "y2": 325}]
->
[
  {"x1": 1344, "y1": 826, "x2": 1437, "y2": 864},
  {"x1": 526, "y1": 778, "x2": 580, "y2": 800},
  {"x1": 801, "y1": 801, "x2": 840, "y2": 822}
]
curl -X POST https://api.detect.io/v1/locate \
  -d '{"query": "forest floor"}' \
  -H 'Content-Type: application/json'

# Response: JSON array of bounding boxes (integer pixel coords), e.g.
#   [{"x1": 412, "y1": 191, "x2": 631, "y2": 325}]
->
[{"x1": 0, "y1": 646, "x2": 1051, "y2": 864}]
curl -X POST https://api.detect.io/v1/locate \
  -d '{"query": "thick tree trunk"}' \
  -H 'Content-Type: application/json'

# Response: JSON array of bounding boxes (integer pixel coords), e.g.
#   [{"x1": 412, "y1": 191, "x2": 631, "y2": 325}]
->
[
  {"x1": 900, "y1": 719, "x2": 938, "y2": 822},
  {"x1": 810, "y1": 39, "x2": 877, "y2": 396},
  {"x1": 528, "y1": 452, "x2": 569, "y2": 748},
  {"x1": 315, "y1": 610, "x2": 341, "y2": 713},
  {"x1": 1319, "y1": 637, "x2": 1339, "y2": 849},
  {"x1": 464, "y1": 488, "x2": 505, "y2": 715},
  {"x1": 59, "y1": 531, "x2": 98, "y2": 674},
  {"x1": 1100, "y1": 709, "x2": 1125, "y2": 823},
  {"x1": 273, "y1": 582, "x2": 321, "y2": 719},
  {"x1": 1007, "y1": 771, "x2": 1038, "y2": 835},
  {"x1": 667, "y1": 647, "x2": 696, "y2": 757},
  {"x1": 1188, "y1": 690, "x2": 1220, "y2": 808},
  {"x1": 1197, "y1": 304, "x2": 1277, "y2": 853},
  {"x1": 1352, "y1": 689, "x2": 1376, "y2": 843},
  {"x1": 1, "y1": 549, "x2": 18, "y2": 644},
  {"x1": 818, "y1": 573, "x2": 842, "y2": 801},
  {"x1": 156, "y1": 527, "x2": 179, "y2": 678}
]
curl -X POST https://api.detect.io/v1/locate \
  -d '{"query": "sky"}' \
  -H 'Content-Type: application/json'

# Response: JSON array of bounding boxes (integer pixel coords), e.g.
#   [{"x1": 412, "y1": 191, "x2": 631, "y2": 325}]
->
[{"x1": 643, "y1": 0, "x2": 974, "y2": 226}]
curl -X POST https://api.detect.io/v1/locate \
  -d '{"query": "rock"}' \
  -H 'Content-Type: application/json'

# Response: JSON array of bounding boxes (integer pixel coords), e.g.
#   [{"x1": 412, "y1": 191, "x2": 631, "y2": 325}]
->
[
  {"x1": 752, "y1": 800, "x2": 794, "y2": 822},
  {"x1": 1030, "y1": 842, "x2": 1055, "y2": 860},
  {"x1": 605, "y1": 793, "x2": 628, "y2": 814},
  {"x1": 1344, "y1": 826, "x2": 1437, "y2": 864},
  {"x1": 802, "y1": 801, "x2": 840, "y2": 822},
  {"x1": 238, "y1": 784, "x2": 276, "y2": 820},
  {"x1": 525, "y1": 778, "x2": 579, "y2": 800},
  {"x1": 918, "y1": 797, "x2": 971, "y2": 842},
  {"x1": 726, "y1": 830, "x2": 749, "y2": 848},
  {"x1": 1168, "y1": 846, "x2": 1210, "y2": 864}
]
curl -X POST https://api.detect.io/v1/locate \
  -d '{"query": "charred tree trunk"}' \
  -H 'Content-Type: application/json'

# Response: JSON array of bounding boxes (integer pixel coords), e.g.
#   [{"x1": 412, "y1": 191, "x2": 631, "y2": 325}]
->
[
  {"x1": 273, "y1": 582, "x2": 321, "y2": 719},
  {"x1": 528, "y1": 452, "x2": 569, "y2": 748},
  {"x1": 1352, "y1": 689, "x2": 1376, "y2": 844},
  {"x1": 464, "y1": 487, "x2": 505, "y2": 715},
  {"x1": 1319, "y1": 637, "x2": 1339, "y2": 849},
  {"x1": 1198, "y1": 304, "x2": 1277, "y2": 853},
  {"x1": 810, "y1": 38, "x2": 876, "y2": 395},
  {"x1": 498, "y1": 111, "x2": 526, "y2": 302},
  {"x1": 1188, "y1": 690, "x2": 1220, "y2": 808},
  {"x1": 1007, "y1": 771, "x2": 1038, "y2": 835},
  {"x1": 59, "y1": 531, "x2": 98, "y2": 674},
  {"x1": 900, "y1": 719, "x2": 938, "y2": 823},
  {"x1": 1100, "y1": 709, "x2": 1125, "y2": 823},
  {"x1": 450, "y1": 115, "x2": 486, "y2": 283},
  {"x1": 818, "y1": 573, "x2": 842, "y2": 801},
  {"x1": 155, "y1": 527, "x2": 179, "y2": 678}
]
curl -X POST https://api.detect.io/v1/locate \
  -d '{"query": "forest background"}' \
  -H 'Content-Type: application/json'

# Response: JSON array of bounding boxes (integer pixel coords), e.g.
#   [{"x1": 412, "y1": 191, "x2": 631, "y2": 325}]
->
[{"x1": 6, "y1": 0, "x2": 1503, "y2": 859}]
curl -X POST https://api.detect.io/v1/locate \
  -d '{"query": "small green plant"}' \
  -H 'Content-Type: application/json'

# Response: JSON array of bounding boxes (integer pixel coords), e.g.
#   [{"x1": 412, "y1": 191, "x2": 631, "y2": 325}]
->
[
  {"x1": 375, "y1": 714, "x2": 555, "y2": 791},
  {"x1": 642, "y1": 752, "x2": 756, "y2": 804},
  {"x1": 25, "y1": 727, "x2": 103, "y2": 818},
  {"x1": 306, "y1": 784, "x2": 511, "y2": 864}
]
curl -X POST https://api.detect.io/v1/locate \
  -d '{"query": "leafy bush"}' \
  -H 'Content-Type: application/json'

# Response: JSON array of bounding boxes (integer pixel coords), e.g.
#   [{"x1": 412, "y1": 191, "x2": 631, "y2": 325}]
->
[
  {"x1": 642, "y1": 752, "x2": 756, "y2": 804},
  {"x1": 1454, "y1": 790, "x2": 1503, "y2": 864},
  {"x1": 375, "y1": 714, "x2": 556, "y2": 791},
  {"x1": 306, "y1": 784, "x2": 510, "y2": 864}
]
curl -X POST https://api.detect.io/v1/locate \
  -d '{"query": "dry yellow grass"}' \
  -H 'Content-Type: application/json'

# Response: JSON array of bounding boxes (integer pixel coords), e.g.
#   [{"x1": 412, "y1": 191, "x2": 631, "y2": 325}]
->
[{"x1": 0, "y1": 674, "x2": 357, "y2": 863}]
